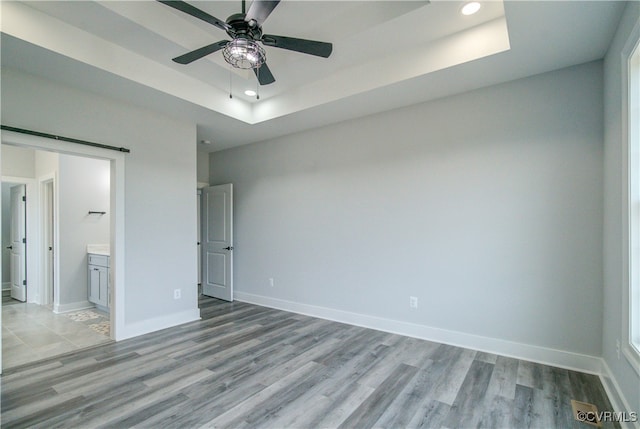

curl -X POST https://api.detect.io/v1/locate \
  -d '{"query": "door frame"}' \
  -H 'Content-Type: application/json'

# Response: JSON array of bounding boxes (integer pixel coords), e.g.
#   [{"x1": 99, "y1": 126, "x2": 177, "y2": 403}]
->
[
  {"x1": 39, "y1": 173, "x2": 57, "y2": 308},
  {"x1": 0, "y1": 130, "x2": 126, "y2": 361}
]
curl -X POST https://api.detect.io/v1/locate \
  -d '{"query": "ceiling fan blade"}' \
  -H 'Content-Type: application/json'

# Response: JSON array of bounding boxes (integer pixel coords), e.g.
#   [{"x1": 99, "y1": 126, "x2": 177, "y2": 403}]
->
[
  {"x1": 245, "y1": 1, "x2": 280, "y2": 26},
  {"x1": 253, "y1": 62, "x2": 276, "y2": 85},
  {"x1": 172, "y1": 41, "x2": 229, "y2": 64},
  {"x1": 261, "y1": 35, "x2": 332, "y2": 58},
  {"x1": 157, "y1": 1, "x2": 231, "y2": 32}
]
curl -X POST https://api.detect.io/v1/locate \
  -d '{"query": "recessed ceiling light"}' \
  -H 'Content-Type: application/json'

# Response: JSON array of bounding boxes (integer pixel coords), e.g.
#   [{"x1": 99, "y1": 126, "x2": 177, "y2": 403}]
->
[
  {"x1": 244, "y1": 90, "x2": 257, "y2": 97},
  {"x1": 461, "y1": 1, "x2": 481, "y2": 15}
]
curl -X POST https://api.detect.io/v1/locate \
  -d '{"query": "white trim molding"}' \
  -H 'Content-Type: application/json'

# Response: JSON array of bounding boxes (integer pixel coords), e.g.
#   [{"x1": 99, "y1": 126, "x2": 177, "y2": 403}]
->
[
  {"x1": 235, "y1": 291, "x2": 603, "y2": 374},
  {"x1": 53, "y1": 300, "x2": 94, "y2": 314},
  {"x1": 624, "y1": 14, "x2": 640, "y2": 381},
  {"x1": 117, "y1": 309, "x2": 201, "y2": 340},
  {"x1": 600, "y1": 360, "x2": 640, "y2": 429},
  {"x1": 623, "y1": 345, "x2": 640, "y2": 377}
]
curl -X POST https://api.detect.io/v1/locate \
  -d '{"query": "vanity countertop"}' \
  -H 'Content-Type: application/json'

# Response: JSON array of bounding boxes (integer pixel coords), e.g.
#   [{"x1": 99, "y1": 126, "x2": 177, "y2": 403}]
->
[{"x1": 87, "y1": 244, "x2": 110, "y2": 256}]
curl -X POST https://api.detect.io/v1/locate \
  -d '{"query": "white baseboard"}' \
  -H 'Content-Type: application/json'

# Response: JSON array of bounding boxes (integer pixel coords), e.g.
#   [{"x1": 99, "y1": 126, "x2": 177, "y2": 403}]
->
[
  {"x1": 116, "y1": 308, "x2": 201, "y2": 341},
  {"x1": 599, "y1": 360, "x2": 640, "y2": 429},
  {"x1": 2, "y1": 282, "x2": 11, "y2": 291},
  {"x1": 235, "y1": 291, "x2": 603, "y2": 374},
  {"x1": 53, "y1": 300, "x2": 94, "y2": 314}
]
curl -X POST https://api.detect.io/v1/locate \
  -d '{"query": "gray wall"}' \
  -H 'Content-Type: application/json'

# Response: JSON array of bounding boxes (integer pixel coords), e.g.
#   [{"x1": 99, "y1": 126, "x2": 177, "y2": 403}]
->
[
  {"x1": 35, "y1": 150, "x2": 59, "y2": 178},
  {"x1": 603, "y1": 2, "x2": 640, "y2": 412},
  {"x1": 1, "y1": 68, "x2": 198, "y2": 326},
  {"x1": 1, "y1": 145, "x2": 35, "y2": 178},
  {"x1": 58, "y1": 154, "x2": 110, "y2": 306},
  {"x1": 211, "y1": 61, "x2": 604, "y2": 357},
  {"x1": 197, "y1": 150, "x2": 210, "y2": 185}
]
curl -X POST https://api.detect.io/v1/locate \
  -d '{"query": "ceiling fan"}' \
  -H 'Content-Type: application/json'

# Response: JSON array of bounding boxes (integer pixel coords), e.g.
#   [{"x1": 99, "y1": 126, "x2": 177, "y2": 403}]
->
[{"x1": 158, "y1": 0, "x2": 333, "y2": 85}]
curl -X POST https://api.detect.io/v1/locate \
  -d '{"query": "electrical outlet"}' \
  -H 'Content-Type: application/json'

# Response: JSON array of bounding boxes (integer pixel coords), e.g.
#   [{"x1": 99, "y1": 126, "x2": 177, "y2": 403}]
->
[
  {"x1": 409, "y1": 296, "x2": 418, "y2": 309},
  {"x1": 616, "y1": 339, "x2": 621, "y2": 359},
  {"x1": 269, "y1": 278, "x2": 274, "y2": 287},
  {"x1": 174, "y1": 289, "x2": 181, "y2": 300}
]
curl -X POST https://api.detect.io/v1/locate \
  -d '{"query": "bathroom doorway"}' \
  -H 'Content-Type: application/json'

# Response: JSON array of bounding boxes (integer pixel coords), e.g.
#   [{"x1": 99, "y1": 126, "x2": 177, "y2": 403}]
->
[{"x1": 0, "y1": 133, "x2": 125, "y2": 371}]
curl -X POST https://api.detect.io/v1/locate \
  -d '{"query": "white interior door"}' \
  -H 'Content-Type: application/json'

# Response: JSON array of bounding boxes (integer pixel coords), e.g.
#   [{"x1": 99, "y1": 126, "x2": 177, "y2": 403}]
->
[
  {"x1": 202, "y1": 184, "x2": 233, "y2": 301},
  {"x1": 10, "y1": 185, "x2": 26, "y2": 302}
]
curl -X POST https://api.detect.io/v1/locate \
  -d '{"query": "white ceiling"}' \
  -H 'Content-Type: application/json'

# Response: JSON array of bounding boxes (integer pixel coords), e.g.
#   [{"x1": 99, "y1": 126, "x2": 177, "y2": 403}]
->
[{"x1": 0, "y1": 1, "x2": 626, "y2": 151}]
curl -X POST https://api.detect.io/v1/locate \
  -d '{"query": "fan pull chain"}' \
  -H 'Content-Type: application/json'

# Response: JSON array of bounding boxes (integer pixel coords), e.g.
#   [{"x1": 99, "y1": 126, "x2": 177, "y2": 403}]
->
[
  {"x1": 229, "y1": 67, "x2": 233, "y2": 99},
  {"x1": 256, "y1": 67, "x2": 260, "y2": 100}
]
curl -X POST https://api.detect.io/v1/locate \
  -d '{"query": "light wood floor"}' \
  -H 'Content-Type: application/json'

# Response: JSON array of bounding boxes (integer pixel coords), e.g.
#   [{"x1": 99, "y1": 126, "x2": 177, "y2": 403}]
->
[{"x1": 1, "y1": 296, "x2": 618, "y2": 428}]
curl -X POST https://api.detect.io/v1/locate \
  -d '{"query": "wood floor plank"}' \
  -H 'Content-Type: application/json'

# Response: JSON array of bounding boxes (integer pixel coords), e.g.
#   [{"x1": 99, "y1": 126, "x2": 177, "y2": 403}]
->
[
  {"x1": 512, "y1": 384, "x2": 535, "y2": 428},
  {"x1": 337, "y1": 363, "x2": 419, "y2": 429},
  {"x1": 475, "y1": 351, "x2": 499, "y2": 364},
  {"x1": 405, "y1": 399, "x2": 450, "y2": 429},
  {"x1": 139, "y1": 377, "x2": 267, "y2": 428},
  {"x1": 253, "y1": 337, "x2": 342, "y2": 387},
  {"x1": 517, "y1": 359, "x2": 545, "y2": 389},
  {"x1": 1, "y1": 390, "x2": 82, "y2": 424},
  {"x1": 203, "y1": 361, "x2": 324, "y2": 428},
  {"x1": 372, "y1": 361, "x2": 437, "y2": 428},
  {"x1": 44, "y1": 381, "x2": 150, "y2": 428},
  {"x1": 484, "y1": 355, "x2": 519, "y2": 400},
  {"x1": 1, "y1": 297, "x2": 621, "y2": 429},
  {"x1": 354, "y1": 335, "x2": 431, "y2": 390},
  {"x1": 266, "y1": 393, "x2": 334, "y2": 429},
  {"x1": 96, "y1": 392, "x2": 190, "y2": 429},
  {"x1": 3, "y1": 394, "x2": 87, "y2": 428},
  {"x1": 477, "y1": 394, "x2": 513, "y2": 428},
  {"x1": 55, "y1": 369, "x2": 211, "y2": 428},
  {"x1": 442, "y1": 359, "x2": 495, "y2": 428},
  {"x1": 258, "y1": 338, "x2": 394, "y2": 428},
  {"x1": 542, "y1": 365, "x2": 577, "y2": 429},
  {"x1": 429, "y1": 346, "x2": 477, "y2": 405}
]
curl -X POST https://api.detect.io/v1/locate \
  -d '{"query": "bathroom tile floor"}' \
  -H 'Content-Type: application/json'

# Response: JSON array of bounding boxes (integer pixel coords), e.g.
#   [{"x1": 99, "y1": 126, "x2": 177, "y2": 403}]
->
[{"x1": 1, "y1": 302, "x2": 112, "y2": 369}]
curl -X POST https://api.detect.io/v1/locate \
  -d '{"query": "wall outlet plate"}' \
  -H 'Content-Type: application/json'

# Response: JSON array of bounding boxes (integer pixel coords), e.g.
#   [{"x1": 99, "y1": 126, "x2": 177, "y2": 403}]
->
[
  {"x1": 410, "y1": 296, "x2": 418, "y2": 309},
  {"x1": 174, "y1": 289, "x2": 181, "y2": 299}
]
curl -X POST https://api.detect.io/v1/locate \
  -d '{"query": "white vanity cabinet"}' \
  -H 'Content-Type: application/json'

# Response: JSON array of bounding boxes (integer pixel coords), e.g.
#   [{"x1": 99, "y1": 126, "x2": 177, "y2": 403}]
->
[{"x1": 88, "y1": 253, "x2": 109, "y2": 308}]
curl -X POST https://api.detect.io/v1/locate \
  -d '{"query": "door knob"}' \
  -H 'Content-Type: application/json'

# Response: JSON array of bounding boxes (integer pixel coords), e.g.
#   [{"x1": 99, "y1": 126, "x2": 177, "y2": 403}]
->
[
  {"x1": 224, "y1": 246, "x2": 233, "y2": 250},
  {"x1": 6, "y1": 245, "x2": 12, "y2": 250}
]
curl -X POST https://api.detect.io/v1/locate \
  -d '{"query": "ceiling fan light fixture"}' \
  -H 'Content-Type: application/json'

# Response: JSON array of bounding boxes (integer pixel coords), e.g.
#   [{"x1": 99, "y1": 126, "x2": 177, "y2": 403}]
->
[{"x1": 222, "y1": 38, "x2": 266, "y2": 69}]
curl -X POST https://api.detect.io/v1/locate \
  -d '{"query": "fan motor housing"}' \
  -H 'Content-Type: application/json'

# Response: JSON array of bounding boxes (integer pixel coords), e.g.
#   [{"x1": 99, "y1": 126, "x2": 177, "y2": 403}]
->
[{"x1": 226, "y1": 13, "x2": 262, "y2": 40}]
